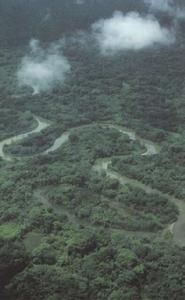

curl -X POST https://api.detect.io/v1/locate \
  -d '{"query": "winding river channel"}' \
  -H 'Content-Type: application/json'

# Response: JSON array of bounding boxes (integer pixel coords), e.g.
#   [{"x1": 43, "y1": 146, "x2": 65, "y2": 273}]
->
[
  {"x1": 1, "y1": 115, "x2": 185, "y2": 246},
  {"x1": 0, "y1": 116, "x2": 50, "y2": 162}
]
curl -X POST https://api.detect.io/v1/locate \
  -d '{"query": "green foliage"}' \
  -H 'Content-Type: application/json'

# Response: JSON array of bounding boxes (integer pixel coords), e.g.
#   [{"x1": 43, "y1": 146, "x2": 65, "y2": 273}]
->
[
  {"x1": 1, "y1": 1, "x2": 185, "y2": 299},
  {"x1": 112, "y1": 141, "x2": 185, "y2": 198},
  {"x1": 0, "y1": 238, "x2": 29, "y2": 291},
  {"x1": 0, "y1": 110, "x2": 35, "y2": 140},
  {"x1": 23, "y1": 231, "x2": 44, "y2": 252},
  {"x1": 0, "y1": 222, "x2": 22, "y2": 239}
]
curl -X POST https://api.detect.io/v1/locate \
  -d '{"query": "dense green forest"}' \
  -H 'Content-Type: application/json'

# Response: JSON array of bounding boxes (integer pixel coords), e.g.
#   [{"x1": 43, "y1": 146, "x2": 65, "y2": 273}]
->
[{"x1": 1, "y1": 0, "x2": 185, "y2": 299}]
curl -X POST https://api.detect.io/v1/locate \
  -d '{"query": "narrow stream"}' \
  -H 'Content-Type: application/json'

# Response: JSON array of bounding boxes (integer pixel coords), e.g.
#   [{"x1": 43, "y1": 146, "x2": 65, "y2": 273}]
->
[{"x1": 0, "y1": 116, "x2": 50, "y2": 161}]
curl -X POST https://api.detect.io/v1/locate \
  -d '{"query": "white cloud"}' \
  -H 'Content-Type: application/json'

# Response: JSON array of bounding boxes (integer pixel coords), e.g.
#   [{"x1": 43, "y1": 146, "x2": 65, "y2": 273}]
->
[
  {"x1": 17, "y1": 39, "x2": 71, "y2": 94},
  {"x1": 92, "y1": 11, "x2": 175, "y2": 55}
]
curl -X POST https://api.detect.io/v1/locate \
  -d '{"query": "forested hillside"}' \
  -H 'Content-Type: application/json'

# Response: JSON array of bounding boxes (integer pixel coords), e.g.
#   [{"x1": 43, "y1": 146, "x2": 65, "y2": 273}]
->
[{"x1": 1, "y1": 0, "x2": 185, "y2": 299}]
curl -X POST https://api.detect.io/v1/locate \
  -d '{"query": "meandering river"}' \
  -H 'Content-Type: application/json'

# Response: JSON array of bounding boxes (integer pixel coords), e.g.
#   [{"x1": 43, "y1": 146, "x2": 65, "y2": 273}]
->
[
  {"x1": 0, "y1": 116, "x2": 50, "y2": 161},
  {"x1": 1, "y1": 115, "x2": 185, "y2": 246}
]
